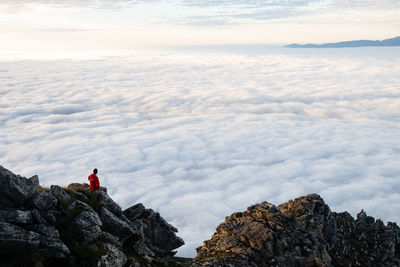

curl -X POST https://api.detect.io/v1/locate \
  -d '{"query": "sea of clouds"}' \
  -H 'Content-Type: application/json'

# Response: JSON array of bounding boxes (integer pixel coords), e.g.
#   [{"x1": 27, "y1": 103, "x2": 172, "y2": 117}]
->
[{"x1": 0, "y1": 47, "x2": 399, "y2": 256}]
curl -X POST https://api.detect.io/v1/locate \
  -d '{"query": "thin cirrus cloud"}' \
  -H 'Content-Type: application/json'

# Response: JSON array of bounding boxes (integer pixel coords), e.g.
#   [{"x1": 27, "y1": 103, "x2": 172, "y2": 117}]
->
[{"x1": 1, "y1": 47, "x2": 400, "y2": 256}]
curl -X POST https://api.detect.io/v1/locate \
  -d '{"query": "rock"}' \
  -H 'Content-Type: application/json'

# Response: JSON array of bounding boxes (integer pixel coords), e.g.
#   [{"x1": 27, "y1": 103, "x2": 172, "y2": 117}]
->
[
  {"x1": 73, "y1": 211, "x2": 103, "y2": 242},
  {"x1": 0, "y1": 222, "x2": 69, "y2": 258},
  {"x1": 27, "y1": 175, "x2": 40, "y2": 187},
  {"x1": 99, "y1": 231, "x2": 122, "y2": 247},
  {"x1": 0, "y1": 222, "x2": 40, "y2": 255},
  {"x1": 30, "y1": 190, "x2": 57, "y2": 210},
  {"x1": 67, "y1": 200, "x2": 103, "y2": 242},
  {"x1": 50, "y1": 185, "x2": 71, "y2": 203},
  {"x1": 68, "y1": 200, "x2": 96, "y2": 213},
  {"x1": 25, "y1": 224, "x2": 60, "y2": 239},
  {"x1": 124, "y1": 203, "x2": 185, "y2": 252},
  {"x1": 0, "y1": 210, "x2": 33, "y2": 224},
  {"x1": 97, "y1": 242, "x2": 128, "y2": 267},
  {"x1": 100, "y1": 207, "x2": 138, "y2": 240},
  {"x1": 193, "y1": 194, "x2": 400, "y2": 266},
  {"x1": 0, "y1": 165, "x2": 184, "y2": 266},
  {"x1": 96, "y1": 190, "x2": 123, "y2": 216},
  {"x1": 0, "y1": 165, "x2": 36, "y2": 207}
]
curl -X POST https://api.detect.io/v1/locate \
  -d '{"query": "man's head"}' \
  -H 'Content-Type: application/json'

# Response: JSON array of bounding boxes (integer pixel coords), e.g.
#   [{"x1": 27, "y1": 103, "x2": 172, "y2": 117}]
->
[{"x1": 93, "y1": 168, "x2": 98, "y2": 174}]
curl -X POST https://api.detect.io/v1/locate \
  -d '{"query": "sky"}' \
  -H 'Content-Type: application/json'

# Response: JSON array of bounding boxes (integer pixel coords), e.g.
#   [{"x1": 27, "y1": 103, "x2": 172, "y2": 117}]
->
[
  {"x1": 0, "y1": 0, "x2": 399, "y2": 50},
  {"x1": 1, "y1": 47, "x2": 400, "y2": 256},
  {"x1": 1, "y1": 0, "x2": 400, "y2": 259}
]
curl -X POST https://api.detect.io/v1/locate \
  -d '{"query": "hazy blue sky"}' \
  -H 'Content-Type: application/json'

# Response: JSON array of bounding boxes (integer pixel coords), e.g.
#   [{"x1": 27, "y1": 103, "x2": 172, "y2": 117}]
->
[{"x1": 0, "y1": 0, "x2": 399, "y2": 50}]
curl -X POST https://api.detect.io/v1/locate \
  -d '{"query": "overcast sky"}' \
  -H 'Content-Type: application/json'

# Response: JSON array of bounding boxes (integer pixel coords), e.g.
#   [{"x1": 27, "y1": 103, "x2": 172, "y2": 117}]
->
[{"x1": 0, "y1": 0, "x2": 399, "y2": 49}]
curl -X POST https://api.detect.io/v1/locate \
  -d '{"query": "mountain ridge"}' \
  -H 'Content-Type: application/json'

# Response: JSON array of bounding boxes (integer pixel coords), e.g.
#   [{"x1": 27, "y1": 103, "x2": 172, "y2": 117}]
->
[
  {"x1": 286, "y1": 36, "x2": 400, "y2": 48},
  {"x1": 1, "y1": 165, "x2": 400, "y2": 266}
]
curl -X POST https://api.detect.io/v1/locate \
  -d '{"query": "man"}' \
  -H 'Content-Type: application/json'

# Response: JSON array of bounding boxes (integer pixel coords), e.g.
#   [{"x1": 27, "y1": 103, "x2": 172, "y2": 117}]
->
[{"x1": 88, "y1": 168, "x2": 100, "y2": 191}]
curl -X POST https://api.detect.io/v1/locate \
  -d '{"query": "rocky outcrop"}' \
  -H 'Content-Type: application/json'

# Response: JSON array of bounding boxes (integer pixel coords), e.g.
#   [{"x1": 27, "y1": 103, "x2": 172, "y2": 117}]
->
[
  {"x1": 193, "y1": 194, "x2": 400, "y2": 266},
  {"x1": 0, "y1": 165, "x2": 184, "y2": 267}
]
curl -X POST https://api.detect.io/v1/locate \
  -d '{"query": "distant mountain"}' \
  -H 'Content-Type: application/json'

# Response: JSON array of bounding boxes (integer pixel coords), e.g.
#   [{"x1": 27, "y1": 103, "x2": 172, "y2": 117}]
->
[{"x1": 286, "y1": 36, "x2": 400, "y2": 48}]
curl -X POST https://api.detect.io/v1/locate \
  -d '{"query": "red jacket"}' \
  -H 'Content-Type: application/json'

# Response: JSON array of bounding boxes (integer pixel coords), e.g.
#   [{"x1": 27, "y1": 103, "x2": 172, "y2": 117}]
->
[{"x1": 88, "y1": 173, "x2": 100, "y2": 190}]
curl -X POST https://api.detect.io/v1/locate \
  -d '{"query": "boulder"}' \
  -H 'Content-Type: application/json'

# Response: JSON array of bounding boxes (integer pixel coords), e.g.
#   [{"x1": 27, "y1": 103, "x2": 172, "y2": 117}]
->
[
  {"x1": 96, "y1": 191, "x2": 123, "y2": 216},
  {"x1": 68, "y1": 200, "x2": 103, "y2": 242},
  {"x1": 30, "y1": 190, "x2": 57, "y2": 210},
  {"x1": 0, "y1": 210, "x2": 33, "y2": 224},
  {"x1": 73, "y1": 211, "x2": 103, "y2": 242},
  {"x1": 0, "y1": 222, "x2": 69, "y2": 258},
  {"x1": 0, "y1": 222, "x2": 40, "y2": 255},
  {"x1": 0, "y1": 165, "x2": 36, "y2": 207},
  {"x1": 97, "y1": 242, "x2": 128, "y2": 267},
  {"x1": 50, "y1": 185, "x2": 71, "y2": 203},
  {"x1": 100, "y1": 207, "x2": 138, "y2": 240},
  {"x1": 124, "y1": 203, "x2": 185, "y2": 252},
  {"x1": 27, "y1": 175, "x2": 40, "y2": 187},
  {"x1": 68, "y1": 200, "x2": 95, "y2": 213}
]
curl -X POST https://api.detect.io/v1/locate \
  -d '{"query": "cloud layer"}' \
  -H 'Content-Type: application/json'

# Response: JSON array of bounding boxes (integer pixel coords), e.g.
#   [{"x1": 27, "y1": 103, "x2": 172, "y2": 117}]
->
[{"x1": 1, "y1": 47, "x2": 400, "y2": 256}]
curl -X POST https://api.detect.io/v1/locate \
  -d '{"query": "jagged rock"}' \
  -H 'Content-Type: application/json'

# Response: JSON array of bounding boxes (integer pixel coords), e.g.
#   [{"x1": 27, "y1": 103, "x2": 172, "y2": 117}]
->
[
  {"x1": 100, "y1": 207, "x2": 138, "y2": 240},
  {"x1": 0, "y1": 165, "x2": 36, "y2": 207},
  {"x1": 98, "y1": 242, "x2": 128, "y2": 267},
  {"x1": 96, "y1": 190, "x2": 123, "y2": 216},
  {"x1": 193, "y1": 194, "x2": 400, "y2": 266},
  {"x1": 67, "y1": 200, "x2": 103, "y2": 242},
  {"x1": 74, "y1": 211, "x2": 103, "y2": 242},
  {"x1": 27, "y1": 175, "x2": 40, "y2": 187},
  {"x1": 124, "y1": 203, "x2": 185, "y2": 252},
  {"x1": 50, "y1": 185, "x2": 71, "y2": 203},
  {"x1": 25, "y1": 224, "x2": 60, "y2": 240},
  {"x1": 99, "y1": 231, "x2": 122, "y2": 247},
  {"x1": 68, "y1": 200, "x2": 95, "y2": 213},
  {"x1": 32, "y1": 209, "x2": 48, "y2": 225},
  {"x1": 30, "y1": 190, "x2": 57, "y2": 210},
  {"x1": 0, "y1": 165, "x2": 184, "y2": 266},
  {"x1": 0, "y1": 222, "x2": 69, "y2": 258},
  {"x1": 0, "y1": 210, "x2": 33, "y2": 224}
]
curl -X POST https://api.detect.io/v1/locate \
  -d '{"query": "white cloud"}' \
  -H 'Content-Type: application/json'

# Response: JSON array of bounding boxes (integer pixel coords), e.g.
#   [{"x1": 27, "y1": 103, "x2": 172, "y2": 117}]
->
[{"x1": 1, "y1": 47, "x2": 400, "y2": 257}]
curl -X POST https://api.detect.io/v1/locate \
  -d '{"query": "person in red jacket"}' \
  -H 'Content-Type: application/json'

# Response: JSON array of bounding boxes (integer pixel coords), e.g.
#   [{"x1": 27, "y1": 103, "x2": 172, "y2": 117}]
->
[{"x1": 88, "y1": 168, "x2": 100, "y2": 191}]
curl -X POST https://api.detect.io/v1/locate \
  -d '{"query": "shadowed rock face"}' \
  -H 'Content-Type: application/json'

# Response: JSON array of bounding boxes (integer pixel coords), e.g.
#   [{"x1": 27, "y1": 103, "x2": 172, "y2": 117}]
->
[
  {"x1": 193, "y1": 194, "x2": 400, "y2": 267},
  {"x1": 0, "y1": 165, "x2": 184, "y2": 267}
]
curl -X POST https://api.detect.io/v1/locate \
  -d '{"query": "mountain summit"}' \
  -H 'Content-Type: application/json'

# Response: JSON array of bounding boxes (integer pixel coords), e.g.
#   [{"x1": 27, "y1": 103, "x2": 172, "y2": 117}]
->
[
  {"x1": 193, "y1": 194, "x2": 400, "y2": 266},
  {"x1": 286, "y1": 36, "x2": 400, "y2": 48},
  {"x1": 0, "y1": 165, "x2": 184, "y2": 266},
  {"x1": 1, "y1": 165, "x2": 400, "y2": 266}
]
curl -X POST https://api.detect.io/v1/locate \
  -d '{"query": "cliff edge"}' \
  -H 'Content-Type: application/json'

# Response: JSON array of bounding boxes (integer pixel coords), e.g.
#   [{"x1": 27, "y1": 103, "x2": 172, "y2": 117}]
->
[
  {"x1": 193, "y1": 194, "x2": 400, "y2": 266},
  {"x1": 0, "y1": 165, "x2": 184, "y2": 266}
]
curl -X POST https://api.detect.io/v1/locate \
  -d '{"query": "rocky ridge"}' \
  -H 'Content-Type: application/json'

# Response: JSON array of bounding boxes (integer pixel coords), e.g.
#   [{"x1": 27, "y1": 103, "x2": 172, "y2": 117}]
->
[
  {"x1": 193, "y1": 194, "x2": 400, "y2": 266},
  {"x1": 2, "y1": 164, "x2": 400, "y2": 267},
  {"x1": 0, "y1": 165, "x2": 184, "y2": 266}
]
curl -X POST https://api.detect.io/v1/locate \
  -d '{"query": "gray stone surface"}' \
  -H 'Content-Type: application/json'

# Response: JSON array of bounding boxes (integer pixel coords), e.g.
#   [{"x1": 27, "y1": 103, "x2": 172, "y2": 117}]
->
[
  {"x1": 100, "y1": 207, "x2": 137, "y2": 239},
  {"x1": 27, "y1": 175, "x2": 40, "y2": 187},
  {"x1": 0, "y1": 222, "x2": 69, "y2": 258},
  {"x1": 0, "y1": 210, "x2": 33, "y2": 224},
  {"x1": 97, "y1": 242, "x2": 128, "y2": 267},
  {"x1": 124, "y1": 203, "x2": 185, "y2": 251},
  {"x1": 30, "y1": 190, "x2": 57, "y2": 210},
  {"x1": 50, "y1": 185, "x2": 71, "y2": 203},
  {"x1": 68, "y1": 200, "x2": 95, "y2": 213},
  {"x1": 96, "y1": 191, "x2": 123, "y2": 216},
  {"x1": 194, "y1": 194, "x2": 400, "y2": 266},
  {"x1": 0, "y1": 165, "x2": 36, "y2": 207},
  {"x1": 73, "y1": 211, "x2": 103, "y2": 242}
]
